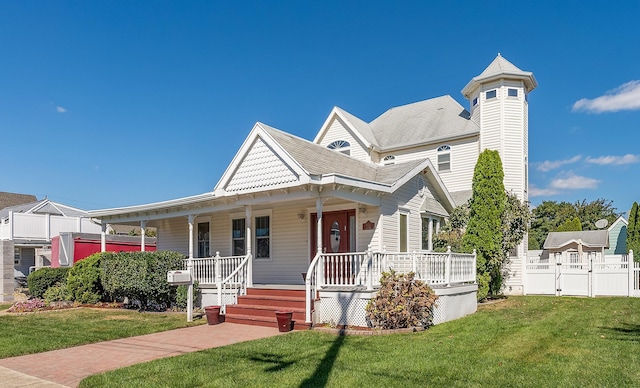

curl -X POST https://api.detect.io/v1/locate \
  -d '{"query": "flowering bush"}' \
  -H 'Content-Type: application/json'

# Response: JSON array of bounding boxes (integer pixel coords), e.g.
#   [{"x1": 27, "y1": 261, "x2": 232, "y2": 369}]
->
[
  {"x1": 366, "y1": 270, "x2": 438, "y2": 329},
  {"x1": 8, "y1": 298, "x2": 48, "y2": 313}
]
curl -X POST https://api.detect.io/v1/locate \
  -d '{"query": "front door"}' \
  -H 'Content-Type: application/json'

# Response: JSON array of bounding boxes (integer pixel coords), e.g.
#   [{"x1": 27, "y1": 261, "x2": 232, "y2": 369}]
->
[{"x1": 310, "y1": 210, "x2": 355, "y2": 259}]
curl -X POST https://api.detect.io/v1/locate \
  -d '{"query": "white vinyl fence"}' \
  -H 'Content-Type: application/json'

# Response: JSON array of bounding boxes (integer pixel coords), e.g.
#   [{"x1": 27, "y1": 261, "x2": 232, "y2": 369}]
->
[{"x1": 525, "y1": 250, "x2": 640, "y2": 297}]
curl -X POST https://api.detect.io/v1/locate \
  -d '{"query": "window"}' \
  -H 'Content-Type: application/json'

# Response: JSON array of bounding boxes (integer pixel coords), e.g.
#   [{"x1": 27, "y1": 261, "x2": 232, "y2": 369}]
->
[
  {"x1": 399, "y1": 213, "x2": 408, "y2": 252},
  {"x1": 382, "y1": 155, "x2": 396, "y2": 165},
  {"x1": 486, "y1": 90, "x2": 497, "y2": 99},
  {"x1": 327, "y1": 140, "x2": 351, "y2": 156},
  {"x1": 255, "y1": 216, "x2": 270, "y2": 259},
  {"x1": 14, "y1": 248, "x2": 20, "y2": 265},
  {"x1": 197, "y1": 222, "x2": 210, "y2": 257},
  {"x1": 472, "y1": 97, "x2": 478, "y2": 106},
  {"x1": 437, "y1": 145, "x2": 451, "y2": 172},
  {"x1": 508, "y1": 88, "x2": 518, "y2": 97},
  {"x1": 232, "y1": 218, "x2": 246, "y2": 256}
]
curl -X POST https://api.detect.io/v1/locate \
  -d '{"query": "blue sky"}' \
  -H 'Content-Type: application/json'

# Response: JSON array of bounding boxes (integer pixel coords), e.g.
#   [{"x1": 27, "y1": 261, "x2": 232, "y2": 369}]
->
[{"x1": 1, "y1": 1, "x2": 639, "y2": 216}]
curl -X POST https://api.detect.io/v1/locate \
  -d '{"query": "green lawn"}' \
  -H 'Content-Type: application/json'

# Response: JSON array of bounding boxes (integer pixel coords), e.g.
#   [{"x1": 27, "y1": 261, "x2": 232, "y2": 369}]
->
[
  {"x1": 81, "y1": 296, "x2": 640, "y2": 387},
  {"x1": 0, "y1": 308, "x2": 204, "y2": 358}
]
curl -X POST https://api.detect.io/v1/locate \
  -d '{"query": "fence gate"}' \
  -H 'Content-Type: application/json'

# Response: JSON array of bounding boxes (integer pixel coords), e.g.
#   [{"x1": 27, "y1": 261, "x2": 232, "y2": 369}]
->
[
  {"x1": 525, "y1": 252, "x2": 591, "y2": 296},
  {"x1": 526, "y1": 252, "x2": 639, "y2": 297}
]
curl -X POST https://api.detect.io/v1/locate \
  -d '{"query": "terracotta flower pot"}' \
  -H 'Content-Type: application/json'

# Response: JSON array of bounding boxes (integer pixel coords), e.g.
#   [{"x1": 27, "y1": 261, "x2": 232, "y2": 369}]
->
[
  {"x1": 275, "y1": 310, "x2": 294, "y2": 332},
  {"x1": 204, "y1": 305, "x2": 222, "y2": 325}
]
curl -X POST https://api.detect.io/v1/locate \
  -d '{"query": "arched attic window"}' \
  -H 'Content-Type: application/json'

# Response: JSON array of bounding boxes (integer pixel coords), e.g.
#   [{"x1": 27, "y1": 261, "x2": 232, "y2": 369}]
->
[
  {"x1": 382, "y1": 155, "x2": 396, "y2": 165},
  {"x1": 437, "y1": 145, "x2": 451, "y2": 172},
  {"x1": 327, "y1": 140, "x2": 351, "y2": 156}
]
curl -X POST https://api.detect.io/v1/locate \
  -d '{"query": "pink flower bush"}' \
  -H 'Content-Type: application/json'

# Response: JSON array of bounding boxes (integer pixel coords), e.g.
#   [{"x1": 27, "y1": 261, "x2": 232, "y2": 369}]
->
[{"x1": 7, "y1": 298, "x2": 48, "y2": 313}]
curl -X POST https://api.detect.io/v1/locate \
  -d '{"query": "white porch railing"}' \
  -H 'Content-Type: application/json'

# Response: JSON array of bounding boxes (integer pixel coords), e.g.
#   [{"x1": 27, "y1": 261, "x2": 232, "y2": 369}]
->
[
  {"x1": 305, "y1": 247, "x2": 477, "y2": 323},
  {"x1": 184, "y1": 252, "x2": 250, "y2": 313}
]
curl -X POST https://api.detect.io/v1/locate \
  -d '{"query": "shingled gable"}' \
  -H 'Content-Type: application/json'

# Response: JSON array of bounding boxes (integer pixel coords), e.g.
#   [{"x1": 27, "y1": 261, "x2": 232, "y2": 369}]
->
[{"x1": 313, "y1": 106, "x2": 379, "y2": 150}]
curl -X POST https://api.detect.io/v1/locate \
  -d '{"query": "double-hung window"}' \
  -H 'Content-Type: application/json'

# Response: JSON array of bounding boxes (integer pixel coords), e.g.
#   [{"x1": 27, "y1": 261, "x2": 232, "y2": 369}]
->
[
  {"x1": 255, "y1": 215, "x2": 271, "y2": 259},
  {"x1": 232, "y1": 219, "x2": 246, "y2": 256},
  {"x1": 437, "y1": 145, "x2": 451, "y2": 172},
  {"x1": 197, "y1": 222, "x2": 210, "y2": 257}
]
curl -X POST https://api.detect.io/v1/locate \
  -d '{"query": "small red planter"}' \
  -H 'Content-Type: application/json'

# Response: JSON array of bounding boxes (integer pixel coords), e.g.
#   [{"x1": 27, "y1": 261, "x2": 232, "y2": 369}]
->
[
  {"x1": 275, "y1": 311, "x2": 294, "y2": 332},
  {"x1": 204, "y1": 305, "x2": 222, "y2": 325}
]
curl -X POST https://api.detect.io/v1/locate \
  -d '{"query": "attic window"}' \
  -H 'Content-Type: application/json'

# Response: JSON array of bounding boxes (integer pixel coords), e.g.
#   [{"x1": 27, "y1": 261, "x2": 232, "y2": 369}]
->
[
  {"x1": 472, "y1": 97, "x2": 478, "y2": 106},
  {"x1": 327, "y1": 140, "x2": 351, "y2": 156},
  {"x1": 383, "y1": 155, "x2": 396, "y2": 165},
  {"x1": 508, "y1": 88, "x2": 518, "y2": 97},
  {"x1": 486, "y1": 90, "x2": 497, "y2": 99},
  {"x1": 437, "y1": 145, "x2": 451, "y2": 172}
]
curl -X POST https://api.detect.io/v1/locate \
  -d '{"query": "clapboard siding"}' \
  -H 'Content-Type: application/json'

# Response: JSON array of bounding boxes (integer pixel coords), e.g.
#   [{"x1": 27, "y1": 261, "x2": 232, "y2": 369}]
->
[
  {"x1": 317, "y1": 116, "x2": 370, "y2": 162},
  {"x1": 378, "y1": 137, "x2": 478, "y2": 193},
  {"x1": 156, "y1": 217, "x2": 189, "y2": 256},
  {"x1": 380, "y1": 176, "x2": 427, "y2": 252}
]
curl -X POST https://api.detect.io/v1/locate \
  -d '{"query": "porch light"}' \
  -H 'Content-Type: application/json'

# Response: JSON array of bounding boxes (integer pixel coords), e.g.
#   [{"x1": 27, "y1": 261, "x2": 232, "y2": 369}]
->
[
  {"x1": 297, "y1": 212, "x2": 306, "y2": 221},
  {"x1": 358, "y1": 205, "x2": 367, "y2": 214}
]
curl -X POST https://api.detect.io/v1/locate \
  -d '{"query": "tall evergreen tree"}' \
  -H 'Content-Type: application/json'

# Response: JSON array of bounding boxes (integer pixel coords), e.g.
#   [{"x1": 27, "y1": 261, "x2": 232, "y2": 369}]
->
[{"x1": 462, "y1": 150, "x2": 506, "y2": 299}]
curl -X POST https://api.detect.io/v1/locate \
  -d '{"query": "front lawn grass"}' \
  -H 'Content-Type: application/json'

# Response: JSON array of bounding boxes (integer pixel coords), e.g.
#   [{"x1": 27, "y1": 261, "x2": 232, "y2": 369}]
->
[
  {"x1": 0, "y1": 308, "x2": 203, "y2": 358},
  {"x1": 81, "y1": 296, "x2": 640, "y2": 387}
]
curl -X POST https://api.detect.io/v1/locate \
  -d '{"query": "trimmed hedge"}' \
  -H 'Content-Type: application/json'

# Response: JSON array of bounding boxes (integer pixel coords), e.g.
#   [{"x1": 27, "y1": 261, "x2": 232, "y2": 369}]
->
[
  {"x1": 101, "y1": 251, "x2": 185, "y2": 310},
  {"x1": 66, "y1": 253, "x2": 103, "y2": 304},
  {"x1": 27, "y1": 267, "x2": 70, "y2": 298}
]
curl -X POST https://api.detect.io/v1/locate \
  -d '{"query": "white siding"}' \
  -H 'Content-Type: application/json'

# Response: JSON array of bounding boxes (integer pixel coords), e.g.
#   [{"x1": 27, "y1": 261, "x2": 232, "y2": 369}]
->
[
  {"x1": 378, "y1": 136, "x2": 479, "y2": 193},
  {"x1": 359, "y1": 207, "x2": 381, "y2": 251},
  {"x1": 317, "y1": 116, "x2": 370, "y2": 162},
  {"x1": 380, "y1": 176, "x2": 426, "y2": 252},
  {"x1": 156, "y1": 217, "x2": 189, "y2": 256}
]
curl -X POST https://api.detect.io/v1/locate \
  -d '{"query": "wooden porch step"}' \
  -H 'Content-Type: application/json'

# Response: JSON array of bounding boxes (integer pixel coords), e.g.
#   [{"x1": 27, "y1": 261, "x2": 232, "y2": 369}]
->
[
  {"x1": 247, "y1": 288, "x2": 306, "y2": 298},
  {"x1": 226, "y1": 304, "x2": 305, "y2": 320},
  {"x1": 224, "y1": 313, "x2": 312, "y2": 330},
  {"x1": 237, "y1": 294, "x2": 306, "y2": 309}
]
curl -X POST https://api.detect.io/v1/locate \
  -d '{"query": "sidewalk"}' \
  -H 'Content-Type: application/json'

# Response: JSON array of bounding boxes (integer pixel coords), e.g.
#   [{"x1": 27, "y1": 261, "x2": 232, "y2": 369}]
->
[{"x1": 0, "y1": 323, "x2": 283, "y2": 387}]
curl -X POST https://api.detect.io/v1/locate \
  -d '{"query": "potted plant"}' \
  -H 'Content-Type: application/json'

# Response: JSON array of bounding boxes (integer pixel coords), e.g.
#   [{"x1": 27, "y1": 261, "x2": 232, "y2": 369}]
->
[
  {"x1": 204, "y1": 305, "x2": 222, "y2": 325},
  {"x1": 275, "y1": 310, "x2": 294, "y2": 332}
]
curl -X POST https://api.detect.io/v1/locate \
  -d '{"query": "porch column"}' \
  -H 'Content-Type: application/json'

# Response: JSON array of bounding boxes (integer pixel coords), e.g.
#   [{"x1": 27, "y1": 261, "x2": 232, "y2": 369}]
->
[
  {"x1": 186, "y1": 215, "x2": 195, "y2": 322},
  {"x1": 427, "y1": 217, "x2": 434, "y2": 251},
  {"x1": 100, "y1": 223, "x2": 107, "y2": 252},
  {"x1": 316, "y1": 198, "x2": 323, "y2": 254},
  {"x1": 140, "y1": 220, "x2": 147, "y2": 252},
  {"x1": 245, "y1": 206, "x2": 253, "y2": 287},
  {"x1": 8, "y1": 210, "x2": 13, "y2": 240}
]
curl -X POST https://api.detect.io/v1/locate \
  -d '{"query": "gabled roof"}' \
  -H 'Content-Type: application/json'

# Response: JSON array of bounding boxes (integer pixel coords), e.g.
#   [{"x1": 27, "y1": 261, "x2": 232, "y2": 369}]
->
[
  {"x1": 369, "y1": 95, "x2": 479, "y2": 151},
  {"x1": 0, "y1": 199, "x2": 88, "y2": 220},
  {"x1": 313, "y1": 106, "x2": 379, "y2": 150},
  {"x1": 461, "y1": 54, "x2": 537, "y2": 98},
  {"x1": 0, "y1": 192, "x2": 37, "y2": 211},
  {"x1": 543, "y1": 230, "x2": 609, "y2": 250},
  {"x1": 608, "y1": 216, "x2": 628, "y2": 231}
]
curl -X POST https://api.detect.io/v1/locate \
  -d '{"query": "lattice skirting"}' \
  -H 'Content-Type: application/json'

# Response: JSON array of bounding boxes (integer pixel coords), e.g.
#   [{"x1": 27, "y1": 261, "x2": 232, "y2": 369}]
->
[{"x1": 315, "y1": 284, "x2": 478, "y2": 327}]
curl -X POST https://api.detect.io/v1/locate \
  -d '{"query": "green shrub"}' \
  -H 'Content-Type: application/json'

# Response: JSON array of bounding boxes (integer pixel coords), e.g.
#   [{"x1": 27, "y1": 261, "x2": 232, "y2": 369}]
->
[
  {"x1": 101, "y1": 251, "x2": 185, "y2": 310},
  {"x1": 477, "y1": 271, "x2": 490, "y2": 302},
  {"x1": 43, "y1": 283, "x2": 67, "y2": 303},
  {"x1": 66, "y1": 253, "x2": 103, "y2": 304},
  {"x1": 27, "y1": 267, "x2": 70, "y2": 298},
  {"x1": 365, "y1": 270, "x2": 438, "y2": 329},
  {"x1": 175, "y1": 282, "x2": 199, "y2": 310}
]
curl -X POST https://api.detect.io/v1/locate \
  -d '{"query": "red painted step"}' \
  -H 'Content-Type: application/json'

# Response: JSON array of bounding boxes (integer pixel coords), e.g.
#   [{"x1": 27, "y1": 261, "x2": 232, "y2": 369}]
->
[{"x1": 224, "y1": 288, "x2": 312, "y2": 330}]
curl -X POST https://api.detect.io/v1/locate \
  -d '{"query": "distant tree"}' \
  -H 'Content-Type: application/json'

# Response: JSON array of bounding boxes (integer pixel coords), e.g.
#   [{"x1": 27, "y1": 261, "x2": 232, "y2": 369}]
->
[
  {"x1": 556, "y1": 217, "x2": 582, "y2": 232},
  {"x1": 462, "y1": 150, "x2": 506, "y2": 299},
  {"x1": 627, "y1": 202, "x2": 639, "y2": 258},
  {"x1": 528, "y1": 199, "x2": 621, "y2": 249}
]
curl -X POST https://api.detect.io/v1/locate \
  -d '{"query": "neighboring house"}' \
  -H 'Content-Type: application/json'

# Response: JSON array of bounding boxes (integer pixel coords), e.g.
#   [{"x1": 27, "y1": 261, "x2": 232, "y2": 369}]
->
[
  {"x1": 543, "y1": 230, "x2": 609, "y2": 263},
  {"x1": 0, "y1": 191, "x2": 37, "y2": 210},
  {"x1": 89, "y1": 54, "x2": 535, "y2": 326},
  {"x1": 0, "y1": 199, "x2": 103, "y2": 301},
  {"x1": 605, "y1": 216, "x2": 627, "y2": 255},
  {"x1": 51, "y1": 232, "x2": 157, "y2": 267}
]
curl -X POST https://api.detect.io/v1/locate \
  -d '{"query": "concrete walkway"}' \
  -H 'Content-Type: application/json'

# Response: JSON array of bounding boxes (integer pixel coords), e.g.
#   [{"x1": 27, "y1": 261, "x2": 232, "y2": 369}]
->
[{"x1": 0, "y1": 323, "x2": 283, "y2": 387}]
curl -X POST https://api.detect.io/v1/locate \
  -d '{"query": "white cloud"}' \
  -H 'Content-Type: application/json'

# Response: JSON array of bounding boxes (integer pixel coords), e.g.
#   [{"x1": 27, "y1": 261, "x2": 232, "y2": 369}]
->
[
  {"x1": 572, "y1": 80, "x2": 640, "y2": 113},
  {"x1": 536, "y1": 155, "x2": 581, "y2": 172},
  {"x1": 56, "y1": 106, "x2": 67, "y2": 113},
  {"x1": 585, "y1": 154, "x2": 640, "y2": 165},
  {"x1": 549, "y1": 173, "x2": 600, "y2": 190},
  {"x1": 529, "y1": 184, "x2": 559, "y2": 197}
]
